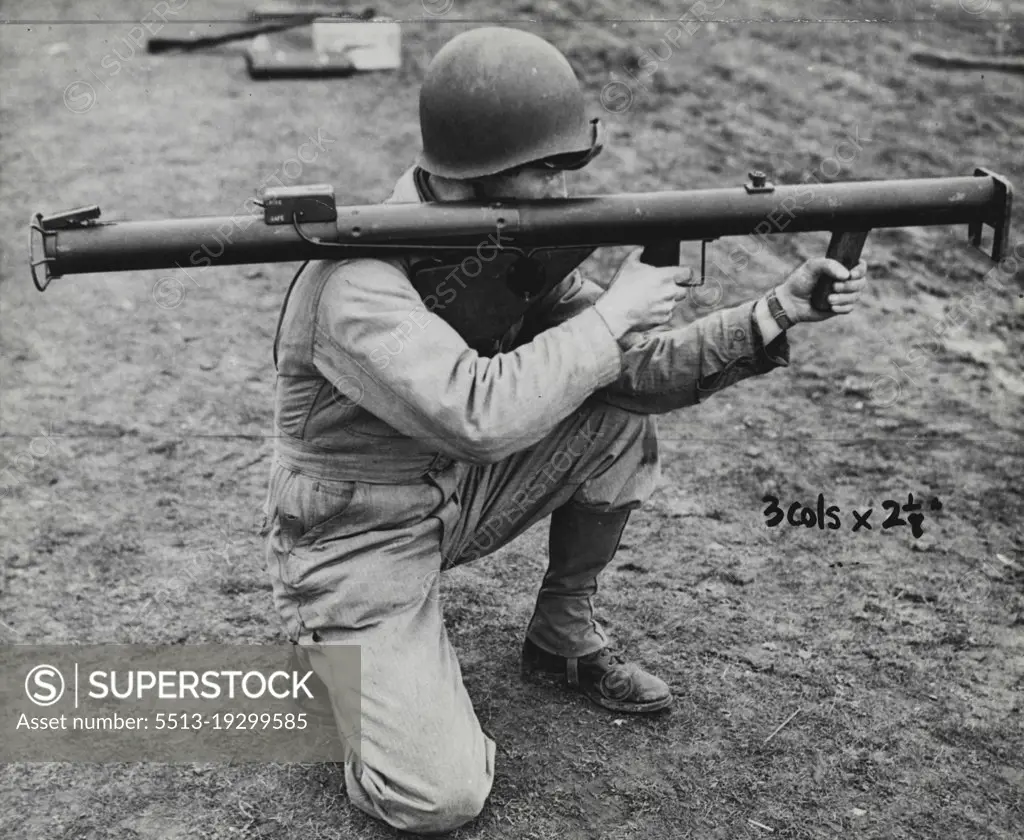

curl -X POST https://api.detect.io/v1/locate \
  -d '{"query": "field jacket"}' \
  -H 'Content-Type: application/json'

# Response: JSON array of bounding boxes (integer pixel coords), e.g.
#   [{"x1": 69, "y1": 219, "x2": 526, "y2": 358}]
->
[{"x1": 270, "y1": 166, "x2": 790, "y2": 483}]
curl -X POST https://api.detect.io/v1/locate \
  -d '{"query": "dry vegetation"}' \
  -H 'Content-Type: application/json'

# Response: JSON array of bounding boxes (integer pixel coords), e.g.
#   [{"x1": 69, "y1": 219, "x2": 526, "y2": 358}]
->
[{"x1": 1, "y1": 1, "x2": 1022, "y2": 837}]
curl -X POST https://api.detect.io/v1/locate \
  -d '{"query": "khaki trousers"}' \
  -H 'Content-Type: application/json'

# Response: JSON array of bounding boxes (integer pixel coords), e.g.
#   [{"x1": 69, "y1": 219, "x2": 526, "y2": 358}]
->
[{"x1": 263, "y1": 398, "x2": 659, "y2": 834}]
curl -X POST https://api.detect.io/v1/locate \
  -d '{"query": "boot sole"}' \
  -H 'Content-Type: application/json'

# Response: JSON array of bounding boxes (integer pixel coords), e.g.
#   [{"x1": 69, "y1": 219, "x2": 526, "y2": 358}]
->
[{"x1": 581, "y1": 689, "x2": 673, "y2": 714}]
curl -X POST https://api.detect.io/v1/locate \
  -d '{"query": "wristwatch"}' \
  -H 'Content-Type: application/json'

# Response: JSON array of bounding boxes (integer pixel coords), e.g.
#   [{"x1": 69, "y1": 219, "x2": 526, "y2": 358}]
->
[{"x1": 766, "y1": 288, "x2": 796, "y2": 331}]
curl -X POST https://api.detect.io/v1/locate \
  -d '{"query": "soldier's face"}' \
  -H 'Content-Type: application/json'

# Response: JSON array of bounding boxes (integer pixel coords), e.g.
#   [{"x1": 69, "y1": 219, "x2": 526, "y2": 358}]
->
[{"x1": 474, "y1": 167, "x2": 569, "y2": 200}]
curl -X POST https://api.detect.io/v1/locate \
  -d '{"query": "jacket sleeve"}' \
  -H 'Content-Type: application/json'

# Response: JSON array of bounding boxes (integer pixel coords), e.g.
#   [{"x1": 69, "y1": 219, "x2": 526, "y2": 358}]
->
[
  {"x1": 531, "y1": 270, "x2": 791, "y2": 414},
  {"x1": 311, "y1": 259, "x2": 624, "y2": 464},
  {"x1": 526, "y1": 269, "x2": 604, "y2": 330}
]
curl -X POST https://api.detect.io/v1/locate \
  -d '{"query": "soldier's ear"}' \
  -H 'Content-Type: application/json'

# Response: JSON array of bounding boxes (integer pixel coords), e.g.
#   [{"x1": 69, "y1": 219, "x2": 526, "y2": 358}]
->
[
  {"x1": 469, "y1": 178, "x2": 496, "y2": 201},
  {"x1": 429, "y1": 173, "x2": 482, "y2": 201}
]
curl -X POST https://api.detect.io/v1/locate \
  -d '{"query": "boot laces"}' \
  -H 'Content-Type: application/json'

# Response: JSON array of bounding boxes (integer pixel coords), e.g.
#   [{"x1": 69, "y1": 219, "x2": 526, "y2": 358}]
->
[{"x1": 582, "y1": 647, "x2": 627, "y2": 669}]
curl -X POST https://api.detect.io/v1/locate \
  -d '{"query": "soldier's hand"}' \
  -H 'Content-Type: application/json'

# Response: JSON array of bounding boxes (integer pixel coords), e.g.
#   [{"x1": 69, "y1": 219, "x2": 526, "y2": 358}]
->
[
  {"x1": 777, "y1": 258, "x2": 868, "y2": 324},
  {"x1": 594, "y1": 248, "x2": 694, "y2": 339}
]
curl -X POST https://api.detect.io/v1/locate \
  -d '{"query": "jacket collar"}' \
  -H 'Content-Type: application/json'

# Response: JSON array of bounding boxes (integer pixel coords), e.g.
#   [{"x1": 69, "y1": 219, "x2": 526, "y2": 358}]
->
[
  {"x1": 384, "y1": 165, "x2": 436, "y2": 205},
  {"x1": 376, "y1": 167, "x2": 441, "y2": 272}
]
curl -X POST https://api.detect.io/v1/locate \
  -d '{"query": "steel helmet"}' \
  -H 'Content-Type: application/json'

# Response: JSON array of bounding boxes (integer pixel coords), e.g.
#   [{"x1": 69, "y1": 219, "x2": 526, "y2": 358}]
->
[{"x1": 418, "y1": 27, "x2": 603, "y2": 179}]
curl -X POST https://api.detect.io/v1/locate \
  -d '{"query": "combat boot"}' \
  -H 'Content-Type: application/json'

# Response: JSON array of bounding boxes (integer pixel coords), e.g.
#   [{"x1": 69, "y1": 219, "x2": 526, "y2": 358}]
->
[{"x1": 521, "y1": 637, "x2": 672, "y2": 713}]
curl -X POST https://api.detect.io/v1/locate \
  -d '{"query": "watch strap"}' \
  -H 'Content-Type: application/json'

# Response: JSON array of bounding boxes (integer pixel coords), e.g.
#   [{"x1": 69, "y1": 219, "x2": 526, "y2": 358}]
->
[{"x1": 766, "y1": 288, "x2": 796, "y2": 331}]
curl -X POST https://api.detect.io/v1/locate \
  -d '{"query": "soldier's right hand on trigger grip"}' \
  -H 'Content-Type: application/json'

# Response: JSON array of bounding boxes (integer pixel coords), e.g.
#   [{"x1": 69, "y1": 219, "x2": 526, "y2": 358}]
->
[{"x1": 597, "y1": 249, "x2": 693, "y2": 338}]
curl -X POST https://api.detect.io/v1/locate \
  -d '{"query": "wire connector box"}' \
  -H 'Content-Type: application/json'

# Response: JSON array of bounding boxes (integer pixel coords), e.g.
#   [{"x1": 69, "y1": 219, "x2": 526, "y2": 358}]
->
[{"x1": 262, "y1": 184, "x2": 337, "y2": 225}]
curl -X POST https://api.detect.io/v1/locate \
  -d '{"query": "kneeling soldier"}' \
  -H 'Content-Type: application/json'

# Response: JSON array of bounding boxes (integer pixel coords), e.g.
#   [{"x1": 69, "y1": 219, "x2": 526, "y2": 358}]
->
[{"x1": 263, "y1": 26, "x2": 867, "y2": 835}]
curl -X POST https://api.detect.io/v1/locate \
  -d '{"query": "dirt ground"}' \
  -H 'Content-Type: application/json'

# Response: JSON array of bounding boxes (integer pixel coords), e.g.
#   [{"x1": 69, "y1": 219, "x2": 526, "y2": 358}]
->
[{"x1": 1, "y1": 0, "x2": 1022, "y2": 838}]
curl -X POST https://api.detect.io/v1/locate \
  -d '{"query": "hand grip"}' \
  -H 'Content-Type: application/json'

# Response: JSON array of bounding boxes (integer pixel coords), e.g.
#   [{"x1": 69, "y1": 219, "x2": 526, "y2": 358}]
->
[
  {"x1": 640, "y1": 241, "x2": 680, "y2": 267},
  {"x1": 812, "y1": 230, "x2": 869, "y2": 312}
]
